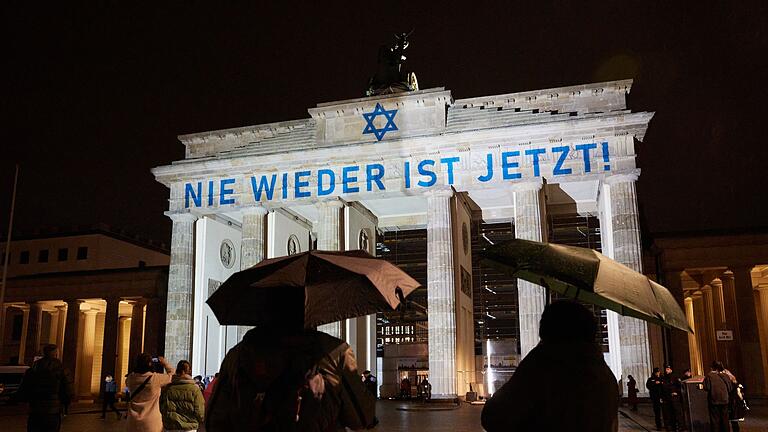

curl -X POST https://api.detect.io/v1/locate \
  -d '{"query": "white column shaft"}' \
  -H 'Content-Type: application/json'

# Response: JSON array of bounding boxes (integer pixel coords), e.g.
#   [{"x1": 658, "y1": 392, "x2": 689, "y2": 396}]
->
[
  {"x1": 238, "y1": 207, "x2": 268, "y2": 341},
  {"x1": 606, "y1": 177, "x2": 652, "y2": 389},
  {"x1": 164, "y1": 213, "x2": 197, "y2": 364},
  {"x1": 427, "y1": 191, "x2": 457, "y2": 398},
  {"x1": 316, "y1": 200, "x2": 344, "y2": 339},
  {"x1": 513, "y1": 183, "x2": 546, "y2": 359}
]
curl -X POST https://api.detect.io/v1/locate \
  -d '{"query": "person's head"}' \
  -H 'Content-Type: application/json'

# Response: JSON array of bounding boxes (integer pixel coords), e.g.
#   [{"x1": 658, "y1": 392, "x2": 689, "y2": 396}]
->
[
  {"x1": 176, "y1": 360, "x2": 192, "y2": 376},
  {"x1": 711, "y1": 361, "x2": 724, "y2": 372},
  {"x1": 665, "y1": 365, "x2": 673, "y2": 375},
  {"x1": 539, "y1": 300, "x2": 597, "y2": 344},
  {"x1": 194, "y1": 375, "x2": 202, "y2": 382},
  {"x1": 42, "y1": 344, "x2": 58, "y2": 359},
  {"x1": 105, "y1": 373, "x2": 113, "y2": 382},
  {"x1": 653, "y1": 367, "x2": 661, "y2": 377},
  {"x1": 684, "y1": 369, "x2": 692, "y2": 376},
  {"x1": 133, "y1": 353, "x2": 154, "y2": 373},
  {"x1": 627, "y1": 375, "x2": 634, "y2": 380}
]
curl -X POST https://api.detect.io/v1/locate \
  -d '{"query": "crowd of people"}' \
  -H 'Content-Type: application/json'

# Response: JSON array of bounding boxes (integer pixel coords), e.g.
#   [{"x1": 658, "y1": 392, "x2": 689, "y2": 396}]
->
[
  {"x1": 645, "y1": 362, "x2": 748, "y2": 432},
  {"x1": 10, "y1": 301, "x2": 752, "y2": 432}
]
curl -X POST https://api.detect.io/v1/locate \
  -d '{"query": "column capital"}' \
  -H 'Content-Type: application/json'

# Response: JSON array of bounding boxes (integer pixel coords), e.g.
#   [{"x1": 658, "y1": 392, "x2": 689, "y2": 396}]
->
[
  {"x1": 755, "y1": 283, "x2": 768, "y2": 292},
  {"x1": 710, "y1": 277, "x2": 723, "y2": 287},
  {"x1": 510, "y1": 179, "x2": 544, "y2": 192},
  {"x1": 55, "y1": 304, "x2": 67, "y2": 312},
  {"x1": 241, "y1": 205, "x2": 269, "y2": 216},
  {"x1": 167, "y1": 212, "x2": 198, "y2": 223},
  {"x1": 604, "y1": 169, "x2": 641, "y2": 185},
  {"x1": 720, "y1": 270, "x2": 735, "y2": 281},
  {"x1": 701, "y1": 284, "x2": 712, "y2": 293}
]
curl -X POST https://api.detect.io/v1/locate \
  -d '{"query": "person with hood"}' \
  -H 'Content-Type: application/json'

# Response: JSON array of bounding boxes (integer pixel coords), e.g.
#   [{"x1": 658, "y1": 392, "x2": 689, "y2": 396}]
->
[
  {"x1": 481, "y1": 300, "x2": 618, "y2": 432},
  {"x1": 125, "y1": 354, "x2": 174, "y2": 432},
  {"x1": 16, "y1": 344, "x2": 75, "y2": 432},
  {"x1": 160, "y1": 360, "x2": 205, "y2": 431},
  {"x1": 205, "y1": 296, "x2": 376, "y2": 432},
  {"x1": 646, "y1": 367, "x2": 664, "y2": 430}
]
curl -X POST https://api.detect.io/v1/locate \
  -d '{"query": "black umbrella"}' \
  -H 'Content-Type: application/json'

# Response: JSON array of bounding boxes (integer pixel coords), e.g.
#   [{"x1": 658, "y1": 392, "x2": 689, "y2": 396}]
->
[
  {"x1": 481, "y1": 238, "x2": 691, "y2": 332},
  {"x1": 206, "y1": 249, "x2": 420, "y2": 328}
]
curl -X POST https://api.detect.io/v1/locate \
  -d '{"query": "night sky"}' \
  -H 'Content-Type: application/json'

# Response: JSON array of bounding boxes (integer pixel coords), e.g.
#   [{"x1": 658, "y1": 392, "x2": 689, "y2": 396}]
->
[{"x1": 3, "y1": 2, "x2": 767, "y2": 246}]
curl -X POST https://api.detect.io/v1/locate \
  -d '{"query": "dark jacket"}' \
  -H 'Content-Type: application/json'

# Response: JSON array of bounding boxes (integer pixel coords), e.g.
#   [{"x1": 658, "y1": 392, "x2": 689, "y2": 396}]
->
[
  {"x1": 646, "y1": 375, "x2": 664, "y2": 402},
  {"x1": 661, "y1": 373, "x2": 682, "y2": 401},
  {"x1": 481, "y1": 341, "x2": 618, "y2": 432},
  {"x1": 206, "y1": 328, "x2": 376, "y2": 432},
  {"x1": 17, "y1": 357, "x2": 75, "y2": 415},
  {"x1": 704, "y1": 371, "x2": 732, "y2": 405},
  {"x1": 160, "y1": 375, "x2": 205, "y2": 430}
]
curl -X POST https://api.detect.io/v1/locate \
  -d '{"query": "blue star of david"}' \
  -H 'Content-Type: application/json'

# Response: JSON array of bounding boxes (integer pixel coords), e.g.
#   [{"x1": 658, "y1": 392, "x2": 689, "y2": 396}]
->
[{"x1": 362, "y1": 103, "x2": 398, "y2": 141}]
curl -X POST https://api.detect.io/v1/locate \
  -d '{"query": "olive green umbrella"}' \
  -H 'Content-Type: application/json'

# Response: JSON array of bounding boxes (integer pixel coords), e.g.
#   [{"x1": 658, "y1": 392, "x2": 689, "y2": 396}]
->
[{"x1": 481, "y1": 238, "x2": 692, "y2": 332}]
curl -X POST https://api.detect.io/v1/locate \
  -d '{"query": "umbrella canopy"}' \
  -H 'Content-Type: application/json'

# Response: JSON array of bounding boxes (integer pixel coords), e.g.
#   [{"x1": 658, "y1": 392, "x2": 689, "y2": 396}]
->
[
  {"x1": 481, "y1": 238, "x2": 692, "y2": 333},
  {"x1": 206, "y1": 249, "x2": 420, "y2": 328}
]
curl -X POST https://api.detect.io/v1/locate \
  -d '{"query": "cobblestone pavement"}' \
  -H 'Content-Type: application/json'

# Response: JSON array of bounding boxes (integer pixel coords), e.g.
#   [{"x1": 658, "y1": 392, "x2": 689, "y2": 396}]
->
[{"x1": 2, "y1": 400, "x2": 764, "y2": 431}]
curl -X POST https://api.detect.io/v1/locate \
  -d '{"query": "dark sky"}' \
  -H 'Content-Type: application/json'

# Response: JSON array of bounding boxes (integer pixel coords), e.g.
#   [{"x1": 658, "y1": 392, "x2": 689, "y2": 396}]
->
[{"x1": 2, "y1": 2, "x2": 767, "y2": 245}]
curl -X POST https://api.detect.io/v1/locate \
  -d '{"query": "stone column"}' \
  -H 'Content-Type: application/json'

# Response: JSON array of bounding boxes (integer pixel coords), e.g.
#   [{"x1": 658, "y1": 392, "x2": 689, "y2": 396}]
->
[
  {"x1": 238, "y1": 206, "x2": 268, "y2": 341},
  {"x1": 664, "y1": 271, "x2": 691, "y2": 372},
  {"x1": 17, "y1": 305, "x2": 30, "y2": 365},
  {"x1": 512, "y1": 180, "x2": 547, "y2": 359},
  {"x1": 143, "y1": 297, "x2": 163, "y2": 357},
  {"x1": 684, "y1": 297, "x2": 702, "y2": 375},
  {"x1": 0, "y1": 304, "x2": 7, "y2": 362},
  {"x1": 710, "y1": 278, "x2": 727, "y2": 327},
  {"x1": 116, "y1": 316, "x2": 131, "y2": 390},
  {"x1": 316, "y1": 200, "x2": 344, "y2": 339},
  {"x1": 732, "y1": 266, "x2": 766, "y2": 395},
  {"x1": 48, "y1": 309, "x2": 59, "y2": 345},
  {"x1": 719, "y1": 271, "x2": 744, "y2": 379},
  {"x1": 710, "y1": 278, "x2": 731, "y2": 370},
  {"x1": 427, "y1": 189, "x2": 457, "y2": 399},
  {"x1": 604, "y1": 173, "x2": 652, "y2": 391},
  {"x1": 164, "y1": 213, "x2": 197, "y2": 365},
  {"x1": 692, "y1": 292, "x2": 711, "y2": 372},
  {"x1": 55, "y1": 305, "x2": 67, "y2": 349},
  {"x1": 700, "y1": 284, "x2": 717, "y2": 364},
  {"x1": 25, "y1": 302, "x2": 44, "y2": 364},
  {"x1": 129, "y1": 299, "x2": 146, "y2": 366},
  {"x1": 755, "y1": 284, "x2": 768, "y2": 394},
  {"x1": 62, "y1": 300, "x2": 83, "y2": 374},
  {"x1": 79, "y1": 309, "x2": 97, "y2": 397},
  {"x1": 100, "y1": 297, "x2": 120, "y2": 381}
]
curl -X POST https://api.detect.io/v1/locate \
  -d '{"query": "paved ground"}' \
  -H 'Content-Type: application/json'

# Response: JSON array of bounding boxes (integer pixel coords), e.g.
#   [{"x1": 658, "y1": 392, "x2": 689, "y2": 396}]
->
[
  {"x1": 0, "y1": 399, "x2": 764, "y2": 431},
  {"x1": 619, "y1": 400, "x2": 768, "y2": 432}
]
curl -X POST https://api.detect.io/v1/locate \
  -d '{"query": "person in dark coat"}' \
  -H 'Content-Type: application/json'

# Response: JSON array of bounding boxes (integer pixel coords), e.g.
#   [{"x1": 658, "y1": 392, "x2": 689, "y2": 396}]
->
[
  {"x1": 646, "y1": 368, "x2": 664, "y2": 430},
  {"x1": 205, "y1": 320, "x2": 376, "y2": 432},
  {"x1": 362, "y1": 370, "x2": 377, "y2": 399},
  {"x1": 99, "y1": 373, "x2": 121, "y2": 420},
  {"x1": 661, "y1": 365, "x2": 683, "y2": 431},
  {"x1": 627, "y1": 375, "x2": 639, "y2": 411},
  {"x1": 704, "y1": 361, "x2": 732, "y2": 432},
  {"x1": 16, "y1": 344, "x2": 75, "y2": 432},
  {"x1": 481, "y1": 301, "x2": 618, "y2": 432}
]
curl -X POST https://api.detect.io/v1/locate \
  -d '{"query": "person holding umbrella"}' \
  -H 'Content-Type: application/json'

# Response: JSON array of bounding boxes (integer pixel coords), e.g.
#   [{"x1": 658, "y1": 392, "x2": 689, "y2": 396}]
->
[
  {"x1": 204, "y1": 250, "x2": 419, "y2": 431},
  {"x1": 204, "y1": 304, "x2": 376, "y2": 431}
]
